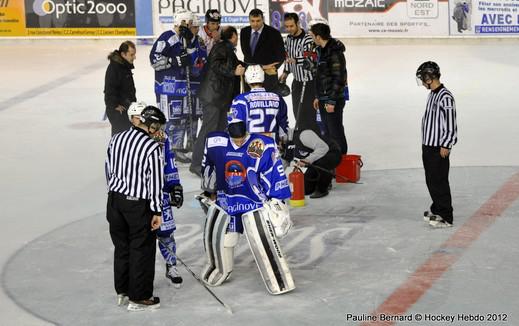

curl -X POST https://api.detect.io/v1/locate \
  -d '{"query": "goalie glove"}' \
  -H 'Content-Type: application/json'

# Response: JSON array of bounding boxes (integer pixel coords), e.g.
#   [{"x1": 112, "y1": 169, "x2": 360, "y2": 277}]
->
[
  {"x1": 169, "y1": 184, "x2": 184, "y2": 208},
  {"x1": 263, "y1": 198, "x2": 292, "y2": 238}
]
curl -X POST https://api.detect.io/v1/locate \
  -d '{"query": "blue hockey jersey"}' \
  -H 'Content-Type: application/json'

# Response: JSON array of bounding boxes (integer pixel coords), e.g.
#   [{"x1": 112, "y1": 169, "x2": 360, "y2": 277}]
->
[
  {"x1": 230, "y1": 88, "x2": 289, "y2": 139},
  {"x1": 161, "y1": 136, "x2": 181, "y2": 232},
  {"x1": 163, "y1": 136, "x2": 181, "y2": 192},
  {"x1": 149, "y1": 30, "x2": 206, "y2": 98},
  {"x1": 201, "y1": 132, "x2": 290, "y2": 217}
]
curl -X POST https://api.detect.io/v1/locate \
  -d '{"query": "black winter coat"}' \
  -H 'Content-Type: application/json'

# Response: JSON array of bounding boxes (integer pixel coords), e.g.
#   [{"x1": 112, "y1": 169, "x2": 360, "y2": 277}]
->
[
  {"x1": 315, "y1": 38, "x2": 348, "y2": 105},
  {"x1": 198, "y1": 40, "x2": 240, "y2": 106},
  {"x1": 104, "y1": 51, "x2": 136, "y2": 110}
]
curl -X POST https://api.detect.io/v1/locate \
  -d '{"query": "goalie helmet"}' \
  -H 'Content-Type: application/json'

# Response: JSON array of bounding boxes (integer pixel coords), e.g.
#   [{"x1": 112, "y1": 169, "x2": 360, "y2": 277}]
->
[
  {"x1": 173, "y1": 9, "x2": 194, "y2": 27},
  {"x1": 416, "y1": 61, "x2": 441, "y2": 82},
  {"x1": 227, "y1": 106, "x2": 247, "y2": 138},
  {"x1": 244, "y1": 65, "x2": 265, "y2": 84},
  {"x1": 127, "y1": 101, "x2": 147, "y2": 118},
  {"x1": 140, "y1": 106, "x2": 166, "y2": 126}
]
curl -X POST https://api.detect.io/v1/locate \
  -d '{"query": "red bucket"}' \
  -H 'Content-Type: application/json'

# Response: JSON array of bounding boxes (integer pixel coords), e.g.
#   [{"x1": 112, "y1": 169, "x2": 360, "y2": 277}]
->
[{"x1": 336, "y1": 154, "x2": 363, "y2": 183}]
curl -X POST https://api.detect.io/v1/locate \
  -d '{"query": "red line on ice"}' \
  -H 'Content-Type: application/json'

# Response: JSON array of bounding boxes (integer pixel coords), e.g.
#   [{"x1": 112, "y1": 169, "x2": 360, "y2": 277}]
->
[{"x1": 360, "y1": 171, "x2": 519, "y2": 326}]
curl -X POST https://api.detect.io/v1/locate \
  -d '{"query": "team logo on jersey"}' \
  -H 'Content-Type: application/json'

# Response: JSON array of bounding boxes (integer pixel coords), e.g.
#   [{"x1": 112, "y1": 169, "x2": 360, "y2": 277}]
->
[
  {"x1": 225, "y1": 160, "x2": 246, "y2": 188},
  {"x1": 247, "y1": 139, "x2": 265, "y2": 158}
]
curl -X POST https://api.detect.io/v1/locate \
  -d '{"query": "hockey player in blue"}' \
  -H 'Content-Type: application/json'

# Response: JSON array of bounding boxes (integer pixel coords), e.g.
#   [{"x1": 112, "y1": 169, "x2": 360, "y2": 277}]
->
[
  {"x1": 230, "y1": 64, "x2": 289, "y2": 141},
  {"x1": 181, "y1": 17, "x2": 207, "y2": 155},
  {"x1": 198, "y1": 105, "x2": 295, "y2": 295},
  {"x1": 127, "y1": 102, "x2": 184, "y2": 288},
  {"x1": 150, "y1": 9, "x2": 206, "y2": 164}
]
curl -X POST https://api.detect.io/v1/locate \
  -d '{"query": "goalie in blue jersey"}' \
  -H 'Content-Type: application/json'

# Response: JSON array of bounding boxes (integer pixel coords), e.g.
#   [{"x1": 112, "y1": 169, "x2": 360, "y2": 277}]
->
[{"x1": 197, "y1": 105, "x2": 296, "y2": 295}]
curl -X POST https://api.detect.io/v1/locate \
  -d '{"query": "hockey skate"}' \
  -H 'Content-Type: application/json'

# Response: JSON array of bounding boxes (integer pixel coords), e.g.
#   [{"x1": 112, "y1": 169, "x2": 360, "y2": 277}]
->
[
  {"x1": 166, "y1": 264, "x2": 183, "y2": 288},
  {"x1": 428, "y1": 215, "x2": 453, "y2": 228},
  {"x1": 423, "y1": 210, "x2": 434, "y2": 222},
  {"x1": 127, "y1": 297, "x2": 160, "y2": 311},
  {"x1": 117, "y1": 293, "x2": 129, "y2": 306}
]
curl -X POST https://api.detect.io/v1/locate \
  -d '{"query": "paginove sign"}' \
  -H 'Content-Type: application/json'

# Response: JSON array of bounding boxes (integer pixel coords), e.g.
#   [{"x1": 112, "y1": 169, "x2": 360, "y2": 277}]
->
[
  {"x1": 155, "y1": 0, "x2": 269, "y2": 34},
  {"x1": 24, "y1": 0, "x2": 135, "y2": 36}
]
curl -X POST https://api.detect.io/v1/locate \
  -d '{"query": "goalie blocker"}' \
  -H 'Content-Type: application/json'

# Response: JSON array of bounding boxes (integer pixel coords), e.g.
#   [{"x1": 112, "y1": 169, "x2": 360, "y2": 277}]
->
[{"x1": 197, "y1": 195, "x2": 295, "y2": 295}]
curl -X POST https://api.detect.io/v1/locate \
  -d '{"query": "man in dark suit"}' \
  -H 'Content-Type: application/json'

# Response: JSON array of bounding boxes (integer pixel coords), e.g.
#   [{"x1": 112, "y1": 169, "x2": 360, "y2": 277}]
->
[{"x1": 240, "y1": 9, "x2": 285, "y2": 93}]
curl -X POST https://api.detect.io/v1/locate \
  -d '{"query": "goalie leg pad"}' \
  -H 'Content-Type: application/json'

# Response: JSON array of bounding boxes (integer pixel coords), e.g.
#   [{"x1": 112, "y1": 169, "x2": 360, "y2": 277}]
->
[
  {"x1": 242, "y1": 209, "x2": 296, "y2": 295},
  {"x1": 200, "y1": 202, "x2": 234, "y2": 286}
]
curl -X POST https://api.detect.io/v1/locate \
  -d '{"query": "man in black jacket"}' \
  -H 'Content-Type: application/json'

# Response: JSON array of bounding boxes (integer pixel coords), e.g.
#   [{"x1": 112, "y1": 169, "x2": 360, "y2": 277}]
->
[
  {"x1": 240, "y1": 9, "x2": 285, "y2": 93},
  {"x1": 104, "y1": 41, "x2": 137, "y2": 136},
  {"x1": 309, "y1": 23, "x2": 349, "y2": 154},
  {"x1": 189, "y1": 26, "x2": 245, "y2": 177}
]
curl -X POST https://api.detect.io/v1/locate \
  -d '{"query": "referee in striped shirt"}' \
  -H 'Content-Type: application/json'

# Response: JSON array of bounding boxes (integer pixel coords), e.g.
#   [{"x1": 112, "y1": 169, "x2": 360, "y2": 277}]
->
[
  {"x1": 416, "y1": 61, "x2": 458, "y2": 228},
  {"x1": 280, "y1": 13, "x2": 319, "y2": 133},
  {"x1": 106, "y1": 106, "x2": 166, "y2": 310}
]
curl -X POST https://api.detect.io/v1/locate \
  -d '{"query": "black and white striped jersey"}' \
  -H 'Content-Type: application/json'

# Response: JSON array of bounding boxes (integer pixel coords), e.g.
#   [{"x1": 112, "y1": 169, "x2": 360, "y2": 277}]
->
[
  {"x1": 106, "y1": 127, "x2": 164, "y2": 214},
  {"x1": 422, "y1": 85, "x2": 458, "y2": 149},
  {"x1": 283, "y1": 30, "x2": 314, "y2": 82}
]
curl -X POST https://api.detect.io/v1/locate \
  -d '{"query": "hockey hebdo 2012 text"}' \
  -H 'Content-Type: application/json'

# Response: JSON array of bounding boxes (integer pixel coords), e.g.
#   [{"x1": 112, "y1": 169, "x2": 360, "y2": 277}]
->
[{"x1": 345, "y1": 312, "x2": 508, "y2": 323}]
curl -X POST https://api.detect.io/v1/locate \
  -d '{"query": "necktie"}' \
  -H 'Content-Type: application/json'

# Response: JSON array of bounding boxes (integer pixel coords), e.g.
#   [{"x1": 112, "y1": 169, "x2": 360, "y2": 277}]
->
[{"x1": 250, "y1": 31, "x2": 259, "y2": 56}]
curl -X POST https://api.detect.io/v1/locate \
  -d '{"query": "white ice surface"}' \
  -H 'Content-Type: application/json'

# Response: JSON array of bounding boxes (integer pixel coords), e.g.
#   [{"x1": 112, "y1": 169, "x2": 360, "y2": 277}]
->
[{"x1": 1, "y1": 38, "x2": 518, "y2": 325}]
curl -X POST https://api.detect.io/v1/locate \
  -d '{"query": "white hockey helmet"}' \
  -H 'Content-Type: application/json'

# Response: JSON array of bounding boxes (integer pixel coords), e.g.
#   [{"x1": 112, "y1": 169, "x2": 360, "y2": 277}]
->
[
  {"x1": 190, "y1": 15, "x2": 202, "y2": 27},
  {"x1": 174, "y1": 9, "x2": 194, "y2": 27},
  {"x1": 127, "y1": 101, "x2": 147, "y2": 118},
  {"x1": 244, "y1": 65, "x2": 265, "y2": 84}
]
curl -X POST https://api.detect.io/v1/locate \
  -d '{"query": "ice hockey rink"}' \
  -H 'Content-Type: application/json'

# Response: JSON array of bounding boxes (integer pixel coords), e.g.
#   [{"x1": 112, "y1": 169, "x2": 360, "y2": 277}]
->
[{"x1": 1, "y1": 37, "x2": 519, "y2": 325}]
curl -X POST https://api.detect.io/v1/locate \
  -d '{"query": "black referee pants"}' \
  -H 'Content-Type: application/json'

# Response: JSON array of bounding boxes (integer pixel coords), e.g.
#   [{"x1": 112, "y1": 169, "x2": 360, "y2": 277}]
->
[
  {"x1": 292, "y1": 79, "x2": 319, "y2": 133},
  {"x1": 422, "y1": 145, "x2": 453, "y2": 224},
  {"x1": 107, "y1": 192, "x2": 157, "y2": 301}
]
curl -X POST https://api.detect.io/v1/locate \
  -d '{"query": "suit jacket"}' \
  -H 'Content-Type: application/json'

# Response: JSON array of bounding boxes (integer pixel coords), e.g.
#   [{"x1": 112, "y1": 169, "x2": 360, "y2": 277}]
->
[{"x1": 240, "y1": 24, "x2": 284, "y2": 68}]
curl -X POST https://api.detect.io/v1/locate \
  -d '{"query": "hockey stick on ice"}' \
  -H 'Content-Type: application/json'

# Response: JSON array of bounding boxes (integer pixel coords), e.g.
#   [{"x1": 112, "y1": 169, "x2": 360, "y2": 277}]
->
[
  {"x1": 294, "y1": 159, "x2": 349, "y2": 182},
  {"x1": 177, "y1": 256, "x2": 233, "y2": 314},
  {"x1": 157, "y1": 237, "x2": 233, "y2": 314}
]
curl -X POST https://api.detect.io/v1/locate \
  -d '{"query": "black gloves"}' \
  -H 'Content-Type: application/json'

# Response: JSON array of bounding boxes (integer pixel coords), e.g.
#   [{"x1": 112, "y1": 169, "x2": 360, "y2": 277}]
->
[
  {"x1": 171, "y1": 52, "x2": 193, "y2": 67},
  {"x1": 280, "y1": 140, "x2": 295, "y2": 162},
  {"x1": 179, "y1": 25, "x2": 194, "y2": 42},
  {"x1": 169, "y1": 184, "x2": 184, "y2": 208},
  {"x1": 302, "y1": 57, "x2": 316, "y2": 72}
]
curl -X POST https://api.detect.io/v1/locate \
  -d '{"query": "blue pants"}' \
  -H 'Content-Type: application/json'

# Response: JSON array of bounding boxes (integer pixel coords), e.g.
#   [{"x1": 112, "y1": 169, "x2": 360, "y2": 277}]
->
[{"x1": 156, "y1": 193, "x2": 177, "y2": 265}]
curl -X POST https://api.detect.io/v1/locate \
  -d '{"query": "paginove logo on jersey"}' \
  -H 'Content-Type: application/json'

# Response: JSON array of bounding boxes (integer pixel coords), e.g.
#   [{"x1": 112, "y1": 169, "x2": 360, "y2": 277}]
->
[{"x1": 32, "y1": 0, "x2": 128, "y2": 19}]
